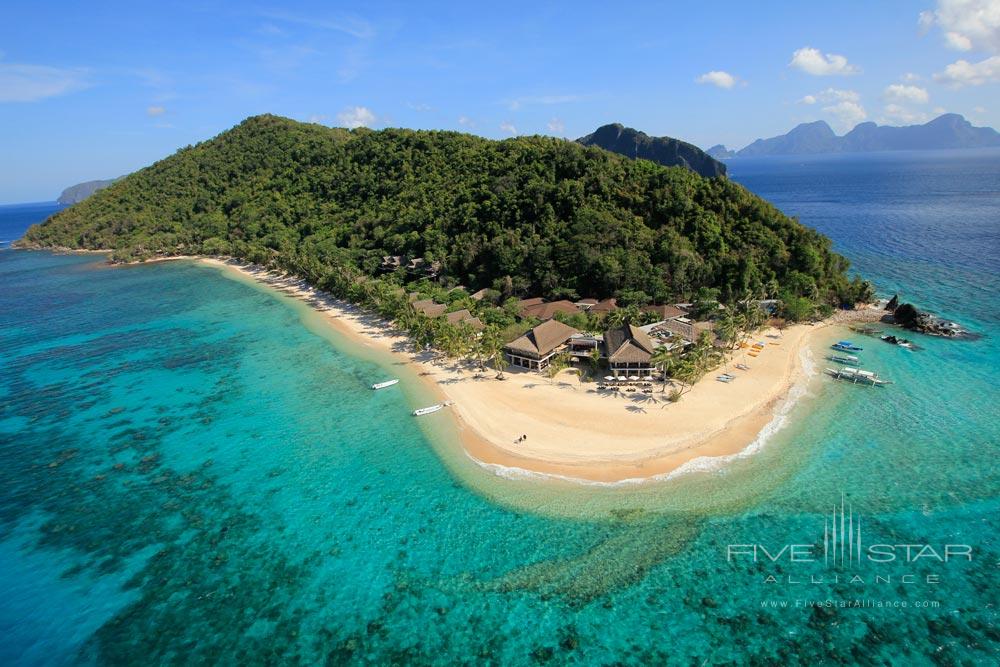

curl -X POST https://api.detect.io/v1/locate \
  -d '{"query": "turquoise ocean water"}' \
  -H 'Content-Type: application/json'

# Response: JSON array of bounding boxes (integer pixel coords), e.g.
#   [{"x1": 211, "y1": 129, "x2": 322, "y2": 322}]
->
[{"x1": 0, "y1": 149, "x2": 997, "y2": 665}]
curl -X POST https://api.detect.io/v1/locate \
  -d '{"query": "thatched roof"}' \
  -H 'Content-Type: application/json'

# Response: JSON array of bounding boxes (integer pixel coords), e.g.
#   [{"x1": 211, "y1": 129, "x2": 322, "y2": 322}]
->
[
  {"x1": 521, "y1": 300, "x2": 581, "y2": 320},
  {"x1": 642, "y1": 304, "x2": 686, "y2": 320},
  {"x1": 470, "y1": 288, "x2": 491, "y2": 301},
  {"x1": 504, "y1": 320, "x2": 579, "y2": 358},
  {"x1": 604, "y1": 324, "x2": 657, "y2": 364},
  {"x1": 658, "y1": 318, "x2": 714, "y2": 343},
  {"x1": 589, "y1": 298, "x2": 618, "y2": 314},
  {"x1": 412, "y1": 299, "x2": 446, "y2": 317}
]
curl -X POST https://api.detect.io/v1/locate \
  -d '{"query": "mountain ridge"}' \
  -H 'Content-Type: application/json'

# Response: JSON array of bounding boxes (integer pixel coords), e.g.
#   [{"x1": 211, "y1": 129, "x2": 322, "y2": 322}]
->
[{"x1": 734, "y1": 114, "x2": 1000, "y2": 157}]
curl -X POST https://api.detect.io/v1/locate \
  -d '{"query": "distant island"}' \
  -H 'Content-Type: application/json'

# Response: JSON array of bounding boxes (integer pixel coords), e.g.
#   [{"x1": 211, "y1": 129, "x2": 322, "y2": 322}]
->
[
  {"x1": 577, "y1": 123, "x2": 727, "y2": 178},
  {"x1": 723, "y1": 114, "x2": 1000, "y2": 157},
  {"x1": 57, "y1": 178, "x2": 119, "y2": 204},
  {"x1": 706, "y1": 145, "x2": 735, "y2": 160}
]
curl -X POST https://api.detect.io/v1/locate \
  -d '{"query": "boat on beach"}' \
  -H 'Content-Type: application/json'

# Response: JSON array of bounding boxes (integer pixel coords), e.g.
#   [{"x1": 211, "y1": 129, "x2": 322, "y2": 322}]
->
[
  {"x1": 371, "y1": 379, "x2": 400, "y2": 390},
  {"x1": 827, "y1": 354, "x2": 860, "y2": 365},
  {"x1": 825, "y1": 366, "x2": 891, "y2": 386},
  {"x1": 831, "y1": 340, "x2": 863, "y2": 352},
  {"x1": 413, "y1": 401, "x2": 452, "y2": 416}
]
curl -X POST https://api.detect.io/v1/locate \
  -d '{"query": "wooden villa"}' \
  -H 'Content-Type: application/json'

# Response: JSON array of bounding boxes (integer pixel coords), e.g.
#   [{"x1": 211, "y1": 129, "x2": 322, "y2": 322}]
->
[
  {"x1": 603, "y1": 324, "x2": 658, "y2": 378},
  {"x1": 504, "y1": 320, "x2": 580, "y2": 371}
]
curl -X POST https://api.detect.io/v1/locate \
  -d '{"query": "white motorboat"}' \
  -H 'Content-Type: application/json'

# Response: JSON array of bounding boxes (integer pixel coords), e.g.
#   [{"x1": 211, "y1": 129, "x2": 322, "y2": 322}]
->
[
  {"x1": 413, "y1": 401, "x2": 451, "y2": 416},
  {"x1": 371, "y1": 379, "x2": 400, "y2": 390}
]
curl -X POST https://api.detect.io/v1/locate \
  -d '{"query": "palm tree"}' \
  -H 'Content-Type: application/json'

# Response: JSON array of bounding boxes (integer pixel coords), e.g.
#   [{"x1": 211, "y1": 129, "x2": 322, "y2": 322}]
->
[
  {"x1": 650, "y1": 344, "x2": 681, "y2": 393},
  {"x1": 587, "y1": 346, "x2": 602, "y2": 380},
  {"x1": 479, "y1": 325, "x2": 507, "y2": 379}
]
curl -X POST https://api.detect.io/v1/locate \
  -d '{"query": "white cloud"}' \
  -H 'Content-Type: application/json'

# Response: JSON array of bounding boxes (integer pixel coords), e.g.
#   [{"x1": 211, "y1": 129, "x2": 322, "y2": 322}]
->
[
  {"x1": 902, "y1": 72, "x2": 922, "y2": 81},
  {"x1": 881, "y1": 104, "x2": 930, "y2": 125},
  {"x1": 406, "y1": 102, "x2": 432, "y2": 112},
  {"x1": 546, "y1": 117, "x2": 566, "y2": 134},
  {"x1": 934, "y1": 105, "x2": 948, "y2": 113},
  {"x1": 336, "y1": 105, "x2": 376, "y2": 128},
  {"x1": 919, "y1": 0, "x2": 1000, "y2": 53},
  {"x1": 499, "y1": 121, "x2": 517, "y2": 135},
  {"x1": 814, "y1": 88, "x2": 861, "y2": 103},
  {"x1": 946, "y1": 31, "x2": 975, "y2": 49},
  {"x1": 0, "y1": 63, "x2": 89, "y2": 102},
  {"x1": 802, "y1": 89, "x2": 866, "y2": 128},
  {"x1": 823, "y1": 100, "x2": 867, "y2": 129},
  {"x1": 695, "y1": 70, "x2": 737, "y2": 89},
  {"x1": 146, "y1": 105, "x2": 166, "y2": 116},
  {"x1": 974, "y1": 104, "x2": 987, "y2": 112},
  {"x1": 933, "y1": 54, "x2": 1000, "y2": 85},
  {"x1": 789, "y1": 47, "x2": 860, "y2": 76},
  {"x1": 884, "y1": 84, "x2": 930, "y2": 103},
  {"x1": 457, "y1": 115, "x2": 475, "y2": 127},
  {"x1": 256, "y1": 9, "x2": 375, "y2": 39}
]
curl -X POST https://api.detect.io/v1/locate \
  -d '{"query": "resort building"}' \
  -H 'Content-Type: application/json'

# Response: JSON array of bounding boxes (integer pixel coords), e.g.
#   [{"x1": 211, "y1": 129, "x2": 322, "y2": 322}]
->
[
  {"x1": 504, "y1": 320, "x2": 580, "y2": 371},
  {"x1": 446, "y1": 309, "x2": 484, "y2": 331},
  {"x1": 412, "y1": 299, "x2": 447, "y2": 318},
  {"x1": 603, "y1": 324, "x2": 658, "y2": 378},
  {"x1": 656, "y1": 317, "x2": 715, "y2": 344},
  {"x1": 642, "y1": 304, "x2": 687, "y2": 321},
  {"x1": 520, "y1": 299, "x2": 581, "y2": 320},
  {"x1": 470, "y1": 288, "x2": 491, "y2": 301},
  {"x1": 588, "y1": 298, "x2": 618, "y2": 315}
]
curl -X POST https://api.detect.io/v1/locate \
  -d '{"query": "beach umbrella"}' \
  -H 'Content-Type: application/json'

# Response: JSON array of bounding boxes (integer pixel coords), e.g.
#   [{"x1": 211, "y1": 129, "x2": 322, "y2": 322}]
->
[
  {"x1": 628, "y1": 375, "x2": 640, "y2": 381},
  {"x1": 604, "y1": 375, "x2": 616, "y2": 381}
]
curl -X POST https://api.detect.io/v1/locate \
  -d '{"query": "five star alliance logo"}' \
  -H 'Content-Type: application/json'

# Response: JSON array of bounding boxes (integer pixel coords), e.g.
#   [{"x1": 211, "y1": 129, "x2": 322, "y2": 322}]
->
[{"x1": 824, "y1": 494, "x2": 862, "y2": 568}]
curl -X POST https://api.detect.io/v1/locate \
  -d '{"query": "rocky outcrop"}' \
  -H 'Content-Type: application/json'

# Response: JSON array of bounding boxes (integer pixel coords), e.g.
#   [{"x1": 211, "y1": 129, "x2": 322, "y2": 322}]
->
[
  {"x1": 577, "y1": 124, "x2": 727, "y2": 178},
  {"x1": 887, "y1": 297, "x2": 970, "y2": 338}
]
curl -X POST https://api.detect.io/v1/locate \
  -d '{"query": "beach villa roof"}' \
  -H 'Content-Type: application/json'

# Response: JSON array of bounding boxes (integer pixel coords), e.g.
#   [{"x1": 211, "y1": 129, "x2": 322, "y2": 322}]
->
[
  {"x1": 412, "y1": 299, "x2": 447, "y2": 318},
  {"x1": 470, "y1": 288, "x2": 491, "y2": 301},
  {"x1": 589, "y1": 298, "x2": 618, "y2": 314},
  {"x1": 658, "y1": 318, "x2": 715, "y2": 343},
  {"x1": 604, "y1": 324, "x2": 657, "y2": 364},
  {"x1": 504, "y1": 320, "x2": 579, "y2": 359},
  {"x1": 521, "y1": 300, "x2": 581, "y2": 320},
  {"x1": 516, "y1": 297, "x2": 545, "y2": 311},
  {"x1": 643, "y1": 304, "x2": 686, "y2": 320},
  {"x1": 445, "y1": 309, "x2": 484, "y2": 330}
]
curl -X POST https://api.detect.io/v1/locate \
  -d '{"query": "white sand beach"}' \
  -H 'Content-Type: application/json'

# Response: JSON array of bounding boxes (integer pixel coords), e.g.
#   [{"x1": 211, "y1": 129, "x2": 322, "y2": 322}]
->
[{"x1": 200, "y1": 257, "x2": 862, "y2": 483}]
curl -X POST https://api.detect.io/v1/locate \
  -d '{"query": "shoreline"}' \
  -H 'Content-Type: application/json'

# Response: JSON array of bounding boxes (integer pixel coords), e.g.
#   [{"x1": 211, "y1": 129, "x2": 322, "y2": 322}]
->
[{"x1": 195, "y1": 256, "x2": 863, "y2": 484}]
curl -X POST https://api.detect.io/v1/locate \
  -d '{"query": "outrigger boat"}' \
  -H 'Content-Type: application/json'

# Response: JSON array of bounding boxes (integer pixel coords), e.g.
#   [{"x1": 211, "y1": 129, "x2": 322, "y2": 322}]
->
[
  {"x1": 827, "y1": 354, "x2": 860, "y2": 365},
  {"x1": 371, "y1": 379, "x2": 400, "y2": 390},
  {"x1": 831, "y1": 340, "x2": 863, "y2": 352},
  {"x1": 825, "y1": 367, "x2": 892, "y2": 386},
  {"x1": 412, "y1": 401, "x2": 452, "y2": 416}
]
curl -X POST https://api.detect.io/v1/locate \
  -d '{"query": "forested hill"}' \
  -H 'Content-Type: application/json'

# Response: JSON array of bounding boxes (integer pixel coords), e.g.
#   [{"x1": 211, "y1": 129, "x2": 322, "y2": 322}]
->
[{"x1": 19, "y1": 114, "x2": 868, "y2": 306}]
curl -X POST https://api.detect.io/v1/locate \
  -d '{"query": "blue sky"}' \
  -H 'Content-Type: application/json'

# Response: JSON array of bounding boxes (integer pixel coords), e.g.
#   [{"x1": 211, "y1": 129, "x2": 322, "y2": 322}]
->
[{"x1": 1, "y1": 0, "x2": 998, "y2": 203}]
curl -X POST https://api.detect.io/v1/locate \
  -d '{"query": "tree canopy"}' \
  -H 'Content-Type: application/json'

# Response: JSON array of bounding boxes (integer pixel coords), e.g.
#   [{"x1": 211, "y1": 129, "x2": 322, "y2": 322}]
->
[{"x1": 19, "y1": 114, "x2": 868, "y2": 307}]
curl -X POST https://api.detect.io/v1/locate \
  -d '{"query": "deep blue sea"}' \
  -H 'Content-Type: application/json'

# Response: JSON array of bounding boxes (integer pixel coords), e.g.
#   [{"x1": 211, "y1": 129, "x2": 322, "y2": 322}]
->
[{"x1": 1, "y1": 149, "x2": 998, "y2": 665}]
